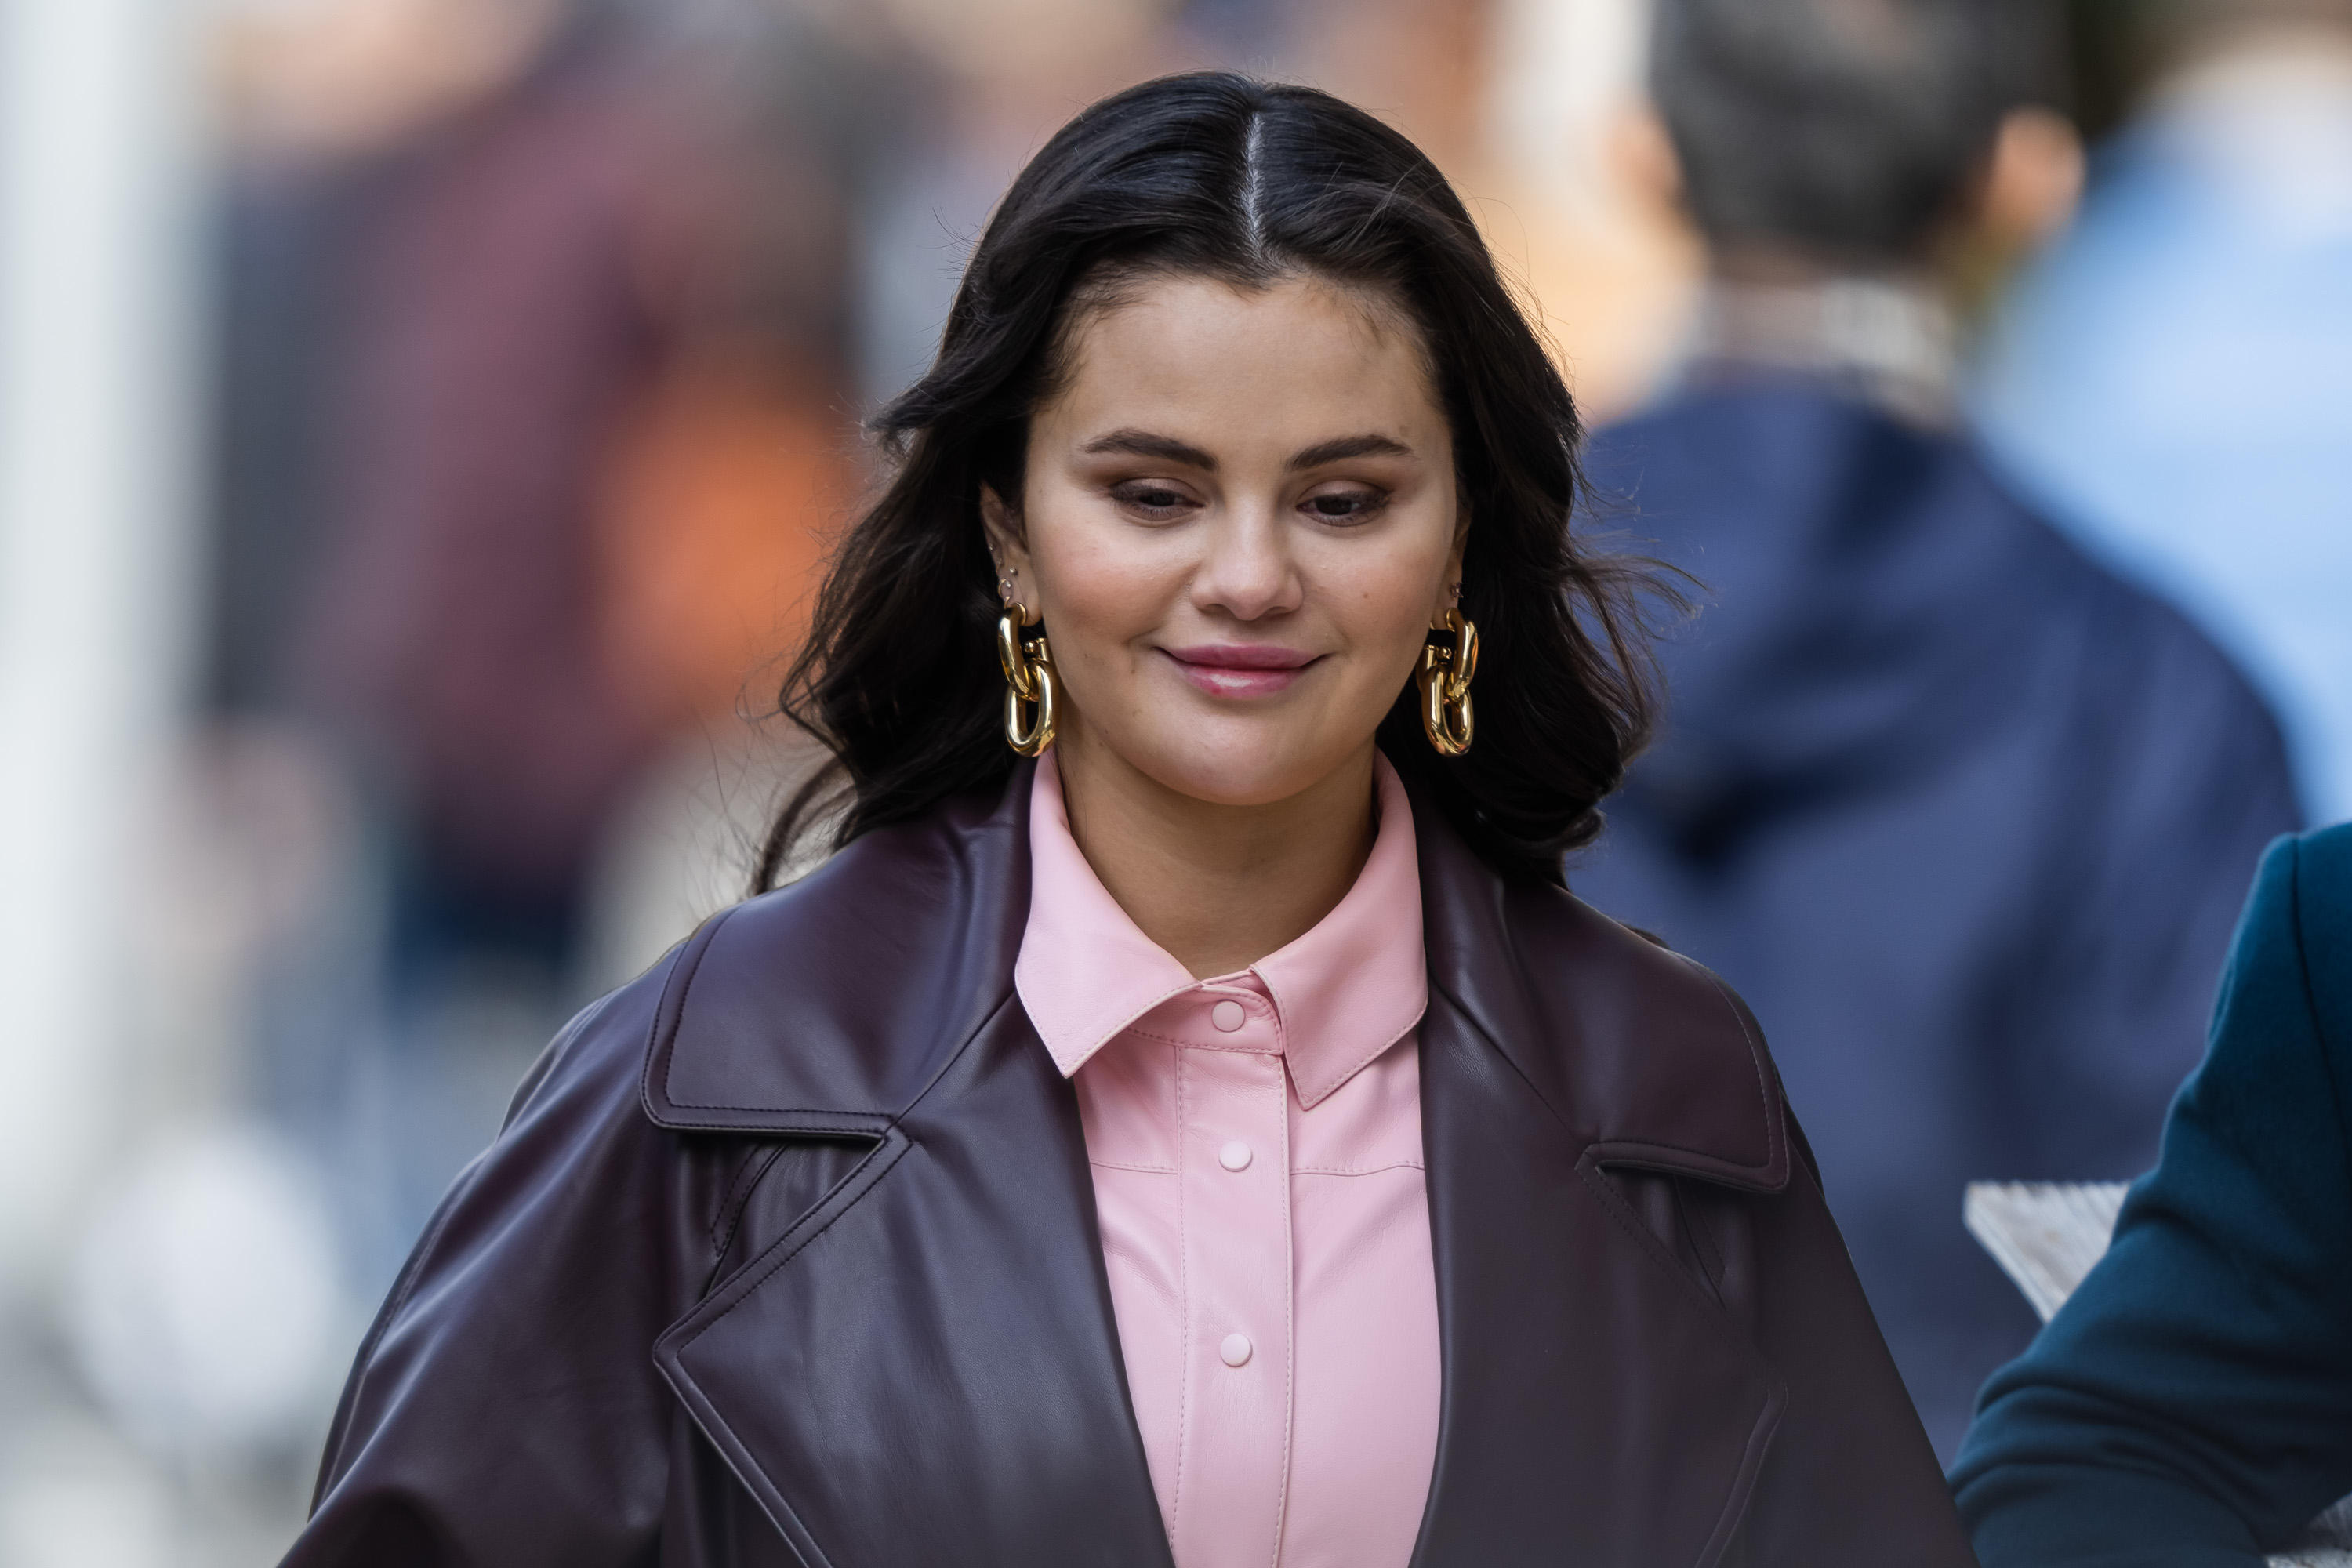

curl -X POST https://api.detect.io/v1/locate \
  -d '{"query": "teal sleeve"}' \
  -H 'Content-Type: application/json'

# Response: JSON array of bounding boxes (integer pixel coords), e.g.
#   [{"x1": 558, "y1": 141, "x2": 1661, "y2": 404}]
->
[{"x1": 1951, "y1": 825, "x2": 2352, "y2": 1566}]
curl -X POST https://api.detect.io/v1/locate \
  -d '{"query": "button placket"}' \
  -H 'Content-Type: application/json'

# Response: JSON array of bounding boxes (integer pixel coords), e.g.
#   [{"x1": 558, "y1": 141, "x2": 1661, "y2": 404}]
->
[{"x1": 1170, "y1": 1000, "x2": 1291, "y2": 1566}]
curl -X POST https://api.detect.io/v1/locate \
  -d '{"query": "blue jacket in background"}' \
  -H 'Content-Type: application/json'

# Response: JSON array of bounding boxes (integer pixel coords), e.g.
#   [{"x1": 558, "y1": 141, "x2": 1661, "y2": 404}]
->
[
  {"x1": 1952, "y1": 823, "x2": 2352, "y2": 1565},
  {"x1": 1573, "y1": 381, "x2": 2300, "y2": 1459},
  {"x1": 1972, "y1": 93, "x2": 2352, "y2": 824}
]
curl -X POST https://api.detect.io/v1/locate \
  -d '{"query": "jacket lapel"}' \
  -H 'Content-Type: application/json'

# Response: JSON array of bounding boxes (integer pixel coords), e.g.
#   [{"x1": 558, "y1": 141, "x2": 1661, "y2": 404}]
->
[
  {"x1": 644, "y1": 767, "x2": 1173, "y2": 1568},
  {"x1": 1407, "y1": 791, "x2": 1791, "y2": 1568},
  {"x1": 638, "y1": 762, "x2": 1798, "y2": 1568}
]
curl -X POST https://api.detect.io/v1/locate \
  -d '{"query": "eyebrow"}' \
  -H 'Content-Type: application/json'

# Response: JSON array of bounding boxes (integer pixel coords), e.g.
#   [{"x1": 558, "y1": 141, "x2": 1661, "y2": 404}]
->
[
  {"x1": 1080, "y1": 430, "x2": 1218, "y2": 469},
  {"x1": 1287, "y1": 433, "x2": 1413, "y2": 470},
  {"x1": 1076, "y1": 428, "x2": 1414, "y2": 473}
]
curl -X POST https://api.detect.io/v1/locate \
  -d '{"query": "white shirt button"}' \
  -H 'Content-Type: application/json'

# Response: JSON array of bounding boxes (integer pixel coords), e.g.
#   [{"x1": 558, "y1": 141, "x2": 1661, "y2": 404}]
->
[
  {"x1": 1219, "y1": 1333, "x2": 1253, "y2": 1367},
  {"x1": 1210, "y1": 999, "x2": 1247, "y2": 1033},
  {"x1": 1218, "y1": 1140, "x2": 1252, "y2": 1172}
]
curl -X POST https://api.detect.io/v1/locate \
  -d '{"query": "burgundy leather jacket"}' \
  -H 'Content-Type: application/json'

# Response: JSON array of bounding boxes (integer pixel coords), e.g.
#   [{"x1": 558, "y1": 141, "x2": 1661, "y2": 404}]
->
[{"x1": 285, "y1": 763, "x2": 1976, "y2": 1567}]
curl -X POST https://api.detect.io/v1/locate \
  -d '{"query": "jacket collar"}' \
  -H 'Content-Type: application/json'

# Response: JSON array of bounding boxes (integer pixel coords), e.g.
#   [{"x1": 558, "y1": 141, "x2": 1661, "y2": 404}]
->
[
  {"x1": 1406, "y1": 781, "x2": 1790, "y2": 1193},
  {"x1": 643, "y1": 757, "x2": 1788, "y2": 1189},
  {"x1": 643, "y1": 758, "x2": 1791, "y2": 1568}
]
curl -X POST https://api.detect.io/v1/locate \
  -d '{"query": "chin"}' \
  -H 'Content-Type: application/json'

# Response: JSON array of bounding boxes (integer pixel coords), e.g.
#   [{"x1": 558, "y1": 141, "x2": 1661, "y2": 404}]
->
[{"x1": 1128, "y1": 731, "x2": 1348, "y2": 809}]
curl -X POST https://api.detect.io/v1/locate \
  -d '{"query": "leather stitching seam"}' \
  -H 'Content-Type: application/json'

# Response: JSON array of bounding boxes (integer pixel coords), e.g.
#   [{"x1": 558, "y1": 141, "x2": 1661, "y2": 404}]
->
[
  {"x1": 1693, "y1": 964, "x2": 1781, "y2": 1176},
  {"x1": 1576, "y1": 1160, "x2": 1749, "y2": 1327},
  {"x1": 672, "y1": 1126, "x2": 912, "y2": 1356},
  {"x1": 710, "y1": 1143, "x2": 788, "y2": 1261},
  {"x1": 645, "y1": 909, "x2": 730, "y2": 1112}
]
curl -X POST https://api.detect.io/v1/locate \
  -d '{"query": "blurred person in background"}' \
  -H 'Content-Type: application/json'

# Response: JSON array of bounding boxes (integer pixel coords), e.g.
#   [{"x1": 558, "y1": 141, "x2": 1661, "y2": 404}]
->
[
  {"x1": 209, "y1": 0, "x2": 878, "y2": 1285},
  {"x1": 1973, "y1": 0, "x2": 2352, "y2": 829},
  {"x1": 848, "y1": 0, "x2": 1271, "y2": 402},
  {"x1": 1571, "y1": 0, "x2": 2301, "y2": 1461}
]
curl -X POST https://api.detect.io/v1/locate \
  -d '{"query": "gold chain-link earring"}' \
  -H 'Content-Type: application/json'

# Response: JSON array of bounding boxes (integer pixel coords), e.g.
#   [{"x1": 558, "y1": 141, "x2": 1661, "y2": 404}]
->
[
  {"x1": 1417, "y1": 601, "x2": 1477, "y2": 757},
  {"x1": 996, "y1": 602, "x2": 1058, "y2": 756}
]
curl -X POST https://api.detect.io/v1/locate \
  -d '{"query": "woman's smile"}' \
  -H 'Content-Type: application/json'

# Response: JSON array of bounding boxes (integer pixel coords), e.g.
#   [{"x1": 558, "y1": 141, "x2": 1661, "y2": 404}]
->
[
  {"x1": 1160, "y1": 643, "x2": 1319, "y2": 699},
  {"x1": 984, "y1": 272, "x2": 1462, "y2": 813}
]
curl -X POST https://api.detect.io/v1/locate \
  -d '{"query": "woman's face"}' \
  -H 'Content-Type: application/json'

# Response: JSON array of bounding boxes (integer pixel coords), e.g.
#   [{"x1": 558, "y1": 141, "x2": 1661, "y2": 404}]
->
[{"x1": 985, "y1": 273, "x2": 1464, "y2": 809}]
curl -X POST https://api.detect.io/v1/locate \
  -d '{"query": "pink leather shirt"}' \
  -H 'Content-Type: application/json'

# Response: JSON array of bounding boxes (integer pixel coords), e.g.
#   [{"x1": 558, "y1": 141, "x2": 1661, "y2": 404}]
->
[{"x1": 1015, "y1": 753, "x2": 1440, "y2": 1568}]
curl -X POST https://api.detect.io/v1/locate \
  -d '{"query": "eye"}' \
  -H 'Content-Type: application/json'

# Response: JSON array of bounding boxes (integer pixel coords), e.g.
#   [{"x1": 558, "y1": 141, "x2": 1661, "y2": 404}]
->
[
  {"x1": 1301, "y1": 485, "x2": 1388, "y2": 524},
  {"x1": 1110, "y1": 480, "x2": 1200, "y2": 521}
]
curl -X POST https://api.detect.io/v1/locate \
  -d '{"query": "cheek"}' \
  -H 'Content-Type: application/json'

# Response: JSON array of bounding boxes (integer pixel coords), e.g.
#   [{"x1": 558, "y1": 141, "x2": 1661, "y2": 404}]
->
[
  {"x1": 1029, "y1": 503, "x2": 1174, "y2": 650},
  {"x1": 1316, "y1": 536, "x2": 1452, "y2": 670}
]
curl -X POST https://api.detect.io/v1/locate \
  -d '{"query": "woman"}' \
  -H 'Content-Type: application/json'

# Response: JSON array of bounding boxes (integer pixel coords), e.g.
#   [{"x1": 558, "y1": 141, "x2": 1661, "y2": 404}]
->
[{"x1": 287, "y1": 73, "x2": 1969, "y2": 1567}]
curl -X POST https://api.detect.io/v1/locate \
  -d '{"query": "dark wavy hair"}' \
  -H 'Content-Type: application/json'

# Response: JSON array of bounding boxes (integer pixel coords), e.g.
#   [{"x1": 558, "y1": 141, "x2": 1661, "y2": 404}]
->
[{"x1": 754, "y1": 71, "x2": 1668, "y2": 891}]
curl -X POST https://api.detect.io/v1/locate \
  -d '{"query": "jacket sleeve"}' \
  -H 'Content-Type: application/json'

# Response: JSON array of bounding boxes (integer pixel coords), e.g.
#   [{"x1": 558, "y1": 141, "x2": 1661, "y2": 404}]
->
[
  {"x1": 1702, "y1": 1113, "x2": 1984, "y2": 1566},
  {"x1": 284, "y1": 956, "x2": 705, "y2": 1568},
  {"x1": 1951, "y1": 828, "x2": 2352, "y2": 1566}
]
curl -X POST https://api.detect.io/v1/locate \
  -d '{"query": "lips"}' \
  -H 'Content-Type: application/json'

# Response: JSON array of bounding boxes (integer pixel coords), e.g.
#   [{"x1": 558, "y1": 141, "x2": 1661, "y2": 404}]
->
[{"x1": 1162, "y1": 644, "x2": 1319, "y2": 699}]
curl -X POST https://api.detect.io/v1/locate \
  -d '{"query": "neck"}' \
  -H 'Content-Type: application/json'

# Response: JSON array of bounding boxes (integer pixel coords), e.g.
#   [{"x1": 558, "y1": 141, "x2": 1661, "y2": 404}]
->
[
  {"x1": 1049, "y1": 730, "x2": 1379, "y2": 980},
  {"x1": 1681, "y1": 265, "x2": 1959, "y2": 427}
]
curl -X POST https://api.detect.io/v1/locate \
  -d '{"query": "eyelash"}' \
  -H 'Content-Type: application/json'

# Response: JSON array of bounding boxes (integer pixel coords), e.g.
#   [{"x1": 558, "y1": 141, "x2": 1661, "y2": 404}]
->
[
  {"x1": 1111, "y1": 482, "x2": 1196, "y2": 520},
  {"x1": 1108, "y1": 482, "x2": 1391, "y2": 525},
  {"x1": 1301, "y1": 488, "x2": 1388, "y2": 524}
]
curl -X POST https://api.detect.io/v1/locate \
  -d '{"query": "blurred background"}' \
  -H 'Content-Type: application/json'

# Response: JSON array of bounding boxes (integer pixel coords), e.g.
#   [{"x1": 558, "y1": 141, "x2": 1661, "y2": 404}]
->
[{"x1": 0, "y1": 0, "x2": 2344, "y2": 1559}]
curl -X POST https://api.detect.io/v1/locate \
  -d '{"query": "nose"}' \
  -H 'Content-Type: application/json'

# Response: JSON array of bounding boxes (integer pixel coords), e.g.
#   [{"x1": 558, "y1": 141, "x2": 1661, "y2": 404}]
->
[{"x1": 1190, "y1": 503, "x2": 1303, "y2": 623}]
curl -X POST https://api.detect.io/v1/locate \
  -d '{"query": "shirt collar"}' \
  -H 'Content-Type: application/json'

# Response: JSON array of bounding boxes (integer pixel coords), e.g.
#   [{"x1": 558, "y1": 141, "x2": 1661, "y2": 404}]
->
[
  {"x1": 1014, "y1": 751, "x2": 1427, "y2": 1107},
  {"x1": 1675, "y1": 274, "x2": 1960, "y2": 430}
]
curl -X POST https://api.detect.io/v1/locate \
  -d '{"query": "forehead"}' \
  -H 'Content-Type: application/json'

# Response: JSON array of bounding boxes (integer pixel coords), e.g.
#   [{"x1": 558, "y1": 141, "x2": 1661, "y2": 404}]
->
[{"x1": 1039, "y1": 274, "x2": 1446, "y2": 454}]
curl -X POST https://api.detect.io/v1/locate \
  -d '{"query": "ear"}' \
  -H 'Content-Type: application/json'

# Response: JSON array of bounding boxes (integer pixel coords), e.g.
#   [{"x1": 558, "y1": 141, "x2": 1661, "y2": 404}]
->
[
  {"x1": 1608, "y1": 104, "x2": 1686, "y2": 229},
  {"x1": 1973, "y1": 107, "x2": 2083, "y2": 256},
  {"x1": 979, "y1": 485, "x2": 1035, "y2": 610},
  {"x1": 1437, "y1": 506, "x2": 1470, "y2": 626}
]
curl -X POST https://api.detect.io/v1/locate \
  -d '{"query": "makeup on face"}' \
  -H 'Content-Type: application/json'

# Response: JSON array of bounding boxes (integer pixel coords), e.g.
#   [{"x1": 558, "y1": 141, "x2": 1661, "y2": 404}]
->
[
  {"x1": 987, "y1": 274, "x2": 1463, "y2": 809},
  {"x1": 1159, "y1": 643, "x2": 1320, "y2": 699}
]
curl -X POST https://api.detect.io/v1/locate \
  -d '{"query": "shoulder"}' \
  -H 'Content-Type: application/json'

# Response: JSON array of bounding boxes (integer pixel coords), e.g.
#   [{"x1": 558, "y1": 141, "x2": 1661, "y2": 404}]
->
[
  {"x1": 638, "y1": 774, "x2": 1033, "y2": 1134},
  {"x1": 2285, "y1": 821, "x2": 2352, "y2": 955},
  {"x1": 1414, "y1": 780, "x2": 1788, "y2": 1193},
  {"x1": 1585, "y1": 385, "x2": 2047, "y2": 576},
  {"x1": 1517, "y1": 882, "x2": 1791, "y2": 1190},
  {"x1": 1580, "y1": 387, "x2": 1835, "y2": 506},
  {"x1": 2228, "y1": 825, "x2": 2352, "y2": 1065}
]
